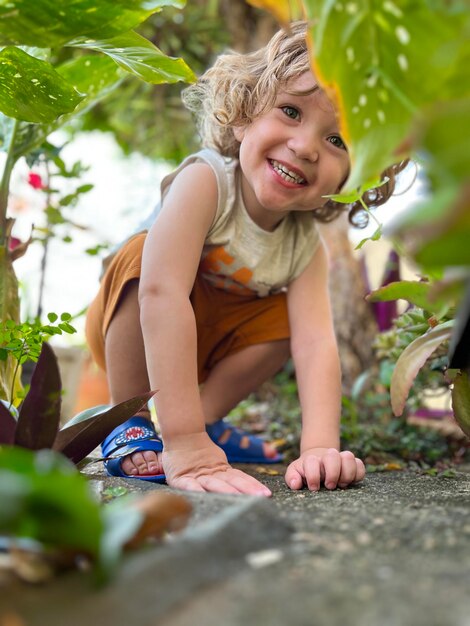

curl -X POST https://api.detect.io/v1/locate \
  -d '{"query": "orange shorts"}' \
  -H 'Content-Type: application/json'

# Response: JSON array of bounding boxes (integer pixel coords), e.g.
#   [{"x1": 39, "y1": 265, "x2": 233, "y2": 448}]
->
[{"x1": 85, "y1": 233, "x2": 290, "y2": 383}]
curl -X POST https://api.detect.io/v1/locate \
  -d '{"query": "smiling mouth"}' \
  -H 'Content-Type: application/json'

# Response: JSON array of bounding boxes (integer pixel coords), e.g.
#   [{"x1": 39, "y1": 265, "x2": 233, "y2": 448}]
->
[{"x1": 269, "y1": 159, "x2": 306, "y2": 185}]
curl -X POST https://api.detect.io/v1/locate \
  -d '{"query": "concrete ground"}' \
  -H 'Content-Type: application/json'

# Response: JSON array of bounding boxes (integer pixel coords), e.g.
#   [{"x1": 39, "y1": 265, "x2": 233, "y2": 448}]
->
[{"x1": 1, "y1": 462, "x2": 469, "y2": 626}]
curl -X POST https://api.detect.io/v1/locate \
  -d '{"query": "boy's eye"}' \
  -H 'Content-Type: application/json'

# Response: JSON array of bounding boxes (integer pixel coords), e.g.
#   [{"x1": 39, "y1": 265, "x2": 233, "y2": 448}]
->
[
  {"x1": 281, "y1": 106, "x2": 300, "y2": 120},
  {"x1": 328, "y1": 135, "x2": 347, "y2": 151}
]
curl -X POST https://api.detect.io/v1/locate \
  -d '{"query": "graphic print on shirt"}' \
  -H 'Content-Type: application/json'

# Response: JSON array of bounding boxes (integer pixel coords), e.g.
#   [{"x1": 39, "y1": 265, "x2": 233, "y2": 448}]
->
[{"x1": 199, "y1": 245, "x2": 259, "y2": 295}]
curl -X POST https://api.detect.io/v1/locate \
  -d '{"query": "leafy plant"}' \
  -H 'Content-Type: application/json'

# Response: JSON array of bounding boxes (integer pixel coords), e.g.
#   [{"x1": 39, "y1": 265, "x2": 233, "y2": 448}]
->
[
  {"x1": 369, "y1": 281, "x2": 469, "y2": 437},
  {"x1": 0, "y1": 341, "x2": 155, "y2": 463},
  {"x1": 0, "y1": 0, "x2": 195, "y2": 402},
  {"x1": 0, "y1": 312, "x2": 77, "y2": 407}
]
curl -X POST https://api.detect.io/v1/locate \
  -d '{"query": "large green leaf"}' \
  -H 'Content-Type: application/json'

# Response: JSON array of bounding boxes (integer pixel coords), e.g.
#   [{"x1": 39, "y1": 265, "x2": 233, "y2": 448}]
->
[
  {"x1": 419, "y1": 98, "x2": 470, "y2": 187},
  {"x1": 69, "y1": 30, "x2": 196, "y2": 84},
  {"x1": 390, "y1": 186, "x2": 470, "y2": 269},
  {"x1": 8, "y1": 55, "x2": 124, "y2": 160},
  {"x1": 303, "y1": 0, "x2": 464, "y2": 190},
  {"x1": 366, "y1": 280, "x2": 452, "y2": 317},
  {"x1": 415, "y1": 203, "x2": 470, "y2": 267},
  {"x1": 0, "y1": 47, "x2": 84, "y2": 123},
  {"x1": 0, "y1": 447, "x2": 103, "y2": 556},
  {"x1": 390, "y1": 320, "x2": 454, "y2": 416},
  {"x1": 451, "y1": 371, "x2": 470, "y2": 438},
  {"x1": 0, "y1": 0, "x2": 186, "y2": 48}
]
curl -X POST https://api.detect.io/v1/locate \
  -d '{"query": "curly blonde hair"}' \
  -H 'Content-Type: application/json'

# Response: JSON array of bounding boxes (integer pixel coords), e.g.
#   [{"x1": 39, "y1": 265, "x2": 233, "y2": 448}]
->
[{"x1": 182, "y1": 22, "x2": 407, "y2": 226}]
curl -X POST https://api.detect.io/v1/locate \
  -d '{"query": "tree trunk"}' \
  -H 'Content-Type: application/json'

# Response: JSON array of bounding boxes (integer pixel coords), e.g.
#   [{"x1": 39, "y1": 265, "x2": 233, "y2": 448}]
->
[{"x1": 319, "y1": 216, "x2": 379, "y2": 393}]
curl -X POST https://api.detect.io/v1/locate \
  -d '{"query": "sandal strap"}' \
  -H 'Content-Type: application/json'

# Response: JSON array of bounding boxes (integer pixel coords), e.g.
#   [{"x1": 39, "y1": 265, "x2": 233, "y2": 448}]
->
[
  {"x1": 102, "y1": 417, "x2": 162, "y2": 457},
  {"x1": 206, "y1": 418, "x2": 282, "y2": 463}
]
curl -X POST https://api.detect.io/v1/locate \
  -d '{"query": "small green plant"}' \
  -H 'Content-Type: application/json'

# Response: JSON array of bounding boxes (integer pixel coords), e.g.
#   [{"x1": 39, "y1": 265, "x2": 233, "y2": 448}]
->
[
  {"x1": 0, "y1": 312, "x2": 76, "y2": 406},
  {"x1": 368, "y1": 281, "x2": 469, "y2": 438},
  {"x1": 0, "y1": 341, "x2": 154, "y2": 463}
]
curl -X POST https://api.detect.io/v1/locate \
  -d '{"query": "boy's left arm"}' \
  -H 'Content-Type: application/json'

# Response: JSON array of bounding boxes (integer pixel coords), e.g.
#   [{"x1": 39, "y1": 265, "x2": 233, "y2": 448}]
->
[{"x1": 286, "y1": 242, "x2": 365, "y2": 491}]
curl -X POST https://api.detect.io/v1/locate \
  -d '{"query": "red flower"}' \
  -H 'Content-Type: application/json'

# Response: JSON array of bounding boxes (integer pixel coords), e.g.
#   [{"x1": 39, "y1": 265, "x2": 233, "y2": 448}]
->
[
  {"x1": 28, "y1": 172, "x2": 44, "y2": 190},
  {"x1": 8, "y1": 236, "x2": 22, "y2": 251}
]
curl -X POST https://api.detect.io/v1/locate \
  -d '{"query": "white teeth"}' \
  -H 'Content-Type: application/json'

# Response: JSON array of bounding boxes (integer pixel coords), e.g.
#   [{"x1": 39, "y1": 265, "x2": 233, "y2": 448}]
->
[{"x1": 270, "y1": 160, "x2": 305, "y2": 184}]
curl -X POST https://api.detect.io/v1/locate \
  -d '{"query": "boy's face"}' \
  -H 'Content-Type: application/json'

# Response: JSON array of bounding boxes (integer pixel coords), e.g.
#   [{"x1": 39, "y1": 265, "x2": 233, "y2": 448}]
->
[{"x1": 234, "y1": 71, "x2": 350, "y2": 231}]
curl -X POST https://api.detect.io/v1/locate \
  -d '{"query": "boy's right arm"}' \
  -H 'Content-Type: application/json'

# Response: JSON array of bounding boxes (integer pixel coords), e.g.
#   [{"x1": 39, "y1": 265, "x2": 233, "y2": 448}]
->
[{"x1": 138, "y1": 163, "x2": 271, "y2": 496}]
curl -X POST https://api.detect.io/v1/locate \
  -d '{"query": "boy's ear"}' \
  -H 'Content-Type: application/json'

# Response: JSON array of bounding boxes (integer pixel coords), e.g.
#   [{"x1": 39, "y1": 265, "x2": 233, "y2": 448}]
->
[{"x1": 233, "y1": 125, "x2": 246, "y2": 143}]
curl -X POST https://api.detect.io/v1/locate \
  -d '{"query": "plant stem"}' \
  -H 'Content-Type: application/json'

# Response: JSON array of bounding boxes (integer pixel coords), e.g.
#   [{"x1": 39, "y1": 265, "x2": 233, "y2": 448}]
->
[
  {"x1": 359, "y1": 196, "x2": 382, "y2": 229},
  {"x1": 8, "y1": 341, "x2": 24, "y2": 411},
  {"x1": 0, "y1": 118, "x2": 20, "y2": 247}
]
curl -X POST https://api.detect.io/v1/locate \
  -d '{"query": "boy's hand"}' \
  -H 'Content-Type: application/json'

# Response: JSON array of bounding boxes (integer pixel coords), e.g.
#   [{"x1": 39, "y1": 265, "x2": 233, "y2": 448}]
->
[
  {"x1": 285, "y1": 448, "x2": 365, "y2": 491},
  {"x1": 162, "y1": 432, "x2": 272, "y2": 497}
]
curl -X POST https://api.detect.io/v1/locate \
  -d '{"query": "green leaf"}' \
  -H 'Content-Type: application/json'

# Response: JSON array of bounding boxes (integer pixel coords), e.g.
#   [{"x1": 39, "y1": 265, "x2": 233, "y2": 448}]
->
[
  {"x1": 451, "y1": 371, "x2": 470, "y2": 438},
  {"x1": 0, "y1": 0, "x2": 186, "y2": 48},
  {"x1": 76, "y1": 183, "x2": 94, "y2": 194},
  {"x1": 0, "y1": 47, "x2": 84, "y2": 123},
  {"x1": 355, "y1": 225, "x2": 382, "y2": 250},
  {"x1": 0, "y1": 447, "x2": 103, "y2": 557},
  {"x1": 387, "y1": 182, "x2": 470, "y2": 269},
  {"x1": 390, "y1": 320, "x2": 454, "y2": 416},
  {"x1": 58, "y1": 322, "x2": 77, "y2": 334},
  {"x1": 102, "y1": 486, "x2": 129, "y2": 498},
  {"x1": 11, "y1": 55, "x2": 124, "y2": 160},
  {"x1": 325, "y1": 177, "x2": 384, "y2": 203},
  {"x1": 69, "y1": 30, "x2": 196, "y2": 84},
  {"x1": 419, "y1": 98, "x2": 470, "y2": 185},
  {"x1": 47, "y1": 312, "x2": 58, "y2": 323},
  {"x1": 367, "y1": 280, "x2": 452, "y2": 316},
  {"x1": 60, "y1": 312, "x2": 72, "y2": 321},
  {"x1": 414, "y1": 191, "x2": 470, "y2": 269},
  {"x1": 304, "y1": 0, "x2": 464, "y2": 189}
]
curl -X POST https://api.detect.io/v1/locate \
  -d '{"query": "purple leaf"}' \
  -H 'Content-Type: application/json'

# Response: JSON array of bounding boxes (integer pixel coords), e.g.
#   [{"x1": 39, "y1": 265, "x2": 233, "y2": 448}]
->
[
  {"x1": 53, "y1": 391, "x2": 155, "y2": 464},
  {"x1": 0, "y1": 401, "x2": 17, "y2": 444},
  {"x1": 15, "y1": 343, "x2": 61, "y2": 450}
]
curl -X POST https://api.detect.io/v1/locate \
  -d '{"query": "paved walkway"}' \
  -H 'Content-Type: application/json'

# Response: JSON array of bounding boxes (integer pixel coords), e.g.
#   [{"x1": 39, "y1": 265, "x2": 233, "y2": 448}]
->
[{"x1": 1, "y1": 464, "x2": 469, "y2": 626}]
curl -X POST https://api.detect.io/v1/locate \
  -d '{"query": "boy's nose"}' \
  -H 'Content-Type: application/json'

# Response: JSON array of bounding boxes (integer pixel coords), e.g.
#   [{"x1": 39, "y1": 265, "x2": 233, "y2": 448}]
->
[{"x1": 287, "y1": 132, "x2": 320, "y2": 162}]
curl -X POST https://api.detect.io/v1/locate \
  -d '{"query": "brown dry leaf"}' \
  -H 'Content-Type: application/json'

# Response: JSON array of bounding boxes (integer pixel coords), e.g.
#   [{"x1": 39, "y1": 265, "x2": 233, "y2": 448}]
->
[
  {"x1": 8, "y1": 548, "x2": 56, "y2": 584},
  {"x1": 382, "y1": 463, "x2": 404, "y2": 471},
  {"x1": 125, "y1": 492, "x2": 192, "y2": 549},
  {"x1": 0, "y1": 612, "x2": 26, "y2": 626},
  {"x1": 255, "y1": 467, "x2": 282, "y2": 475}
]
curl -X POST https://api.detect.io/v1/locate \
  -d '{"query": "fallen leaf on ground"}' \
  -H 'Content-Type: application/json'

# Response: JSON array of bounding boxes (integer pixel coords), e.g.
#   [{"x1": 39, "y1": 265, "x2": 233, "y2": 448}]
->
[
  {"x1": 125, "y1": 492, "x2": 192, "y2": 549},
  {"x1": 255, "y1": 467, "x2": 282, "y2": 475}
]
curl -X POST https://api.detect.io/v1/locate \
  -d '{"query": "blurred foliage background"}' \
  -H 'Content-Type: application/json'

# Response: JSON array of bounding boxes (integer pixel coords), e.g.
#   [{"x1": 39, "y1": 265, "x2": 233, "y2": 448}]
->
[{"x1": 65, "y1": 1, "x2": 278, "y2": 163}]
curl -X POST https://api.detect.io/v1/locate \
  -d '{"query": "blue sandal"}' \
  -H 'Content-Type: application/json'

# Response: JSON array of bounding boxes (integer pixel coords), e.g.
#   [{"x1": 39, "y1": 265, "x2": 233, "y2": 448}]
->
[
  {"x1": 101, "y1": 416, "x2": 166, "y2": 483},
  {"x1": 206, "y1": 419, "x2": 283, "y2": 464}
]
